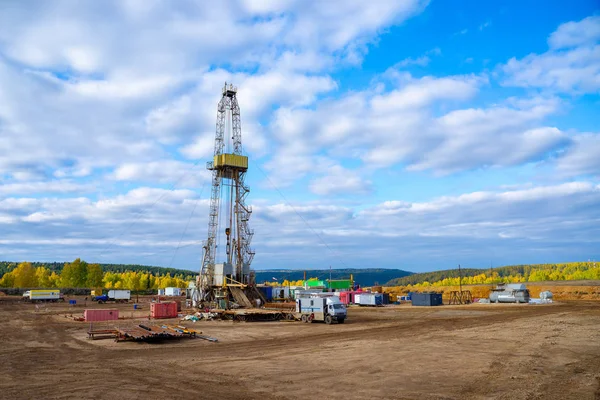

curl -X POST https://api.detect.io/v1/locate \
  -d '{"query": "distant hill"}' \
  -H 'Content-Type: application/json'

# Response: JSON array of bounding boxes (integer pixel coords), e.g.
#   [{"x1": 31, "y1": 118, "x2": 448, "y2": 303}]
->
[
  {"x1": 255, "y1": 268, "x2": 413, "y2": 287},
  {"x1": 384, "y1": 262, "x2": 600, "y2": 286},
  {"x1": 386, "y1": 268, "x2": 486, "y2": 286}
]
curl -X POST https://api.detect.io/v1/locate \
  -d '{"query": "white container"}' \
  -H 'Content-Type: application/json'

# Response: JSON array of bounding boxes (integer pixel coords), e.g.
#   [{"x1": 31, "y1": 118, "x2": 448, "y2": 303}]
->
[
  {"x1": 158, "y1": 289, "x2": 165, "y2": 296},
  {"x1": 355, "y1": 293, "x2": 378, "y2": 306},
  {"x1": 108, "y1": 289, "x2": 131, "y2": 300},
  {"x1": 165, "y1": 287, "x2": 181, "y2": 296},
  {"x1": 272, "y1": 286, "x2": 290, "y2": 299}
]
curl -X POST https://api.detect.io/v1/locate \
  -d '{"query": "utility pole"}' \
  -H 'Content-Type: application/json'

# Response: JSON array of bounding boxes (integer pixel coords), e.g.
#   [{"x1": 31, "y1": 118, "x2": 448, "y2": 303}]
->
[{"x1": 304, "y1": 270, "x2": 307, "y2": 290}]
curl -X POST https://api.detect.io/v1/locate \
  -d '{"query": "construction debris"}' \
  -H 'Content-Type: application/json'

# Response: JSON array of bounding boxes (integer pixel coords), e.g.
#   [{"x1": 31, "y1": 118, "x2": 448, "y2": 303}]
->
[{"x1": 86, "y1": 324, "x2": 209, "y2": 343}]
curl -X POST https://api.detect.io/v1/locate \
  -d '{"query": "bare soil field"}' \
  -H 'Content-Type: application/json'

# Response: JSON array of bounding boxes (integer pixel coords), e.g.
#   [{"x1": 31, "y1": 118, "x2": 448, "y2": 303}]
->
[{"x1": 1, "y1": 297, "x2": 599, "y2": 400}]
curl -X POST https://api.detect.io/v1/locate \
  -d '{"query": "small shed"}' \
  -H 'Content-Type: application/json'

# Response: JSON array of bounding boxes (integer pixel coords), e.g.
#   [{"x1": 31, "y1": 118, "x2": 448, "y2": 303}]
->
[{"x1": 411, "y1": 292, "x2": 443, "y2": 306}]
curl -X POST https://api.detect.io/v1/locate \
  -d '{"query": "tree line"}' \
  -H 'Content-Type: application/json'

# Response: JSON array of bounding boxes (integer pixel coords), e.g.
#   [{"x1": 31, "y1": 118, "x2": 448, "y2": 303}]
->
[
  {"x1": 385, "y1": 262, "x2": 600, "y2": 287},
  {"x1": 0, "y1": 259, "x2": 195, "y2": 290},
  {"x1": 0, "y1": 261, "x2": 195, "y2": 278}
]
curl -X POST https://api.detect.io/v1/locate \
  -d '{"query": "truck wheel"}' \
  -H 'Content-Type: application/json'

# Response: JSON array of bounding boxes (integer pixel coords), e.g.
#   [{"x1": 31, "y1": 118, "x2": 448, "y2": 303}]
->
[
  {"x1": 338, "y1": 318, "x2": 345, "y2": 324},
  {"x1": 301, "y1": 315, "x2": 308, "y2": 323},
  {"x1": 325, "y1": 315, "x2": 333, "y2": 325}
]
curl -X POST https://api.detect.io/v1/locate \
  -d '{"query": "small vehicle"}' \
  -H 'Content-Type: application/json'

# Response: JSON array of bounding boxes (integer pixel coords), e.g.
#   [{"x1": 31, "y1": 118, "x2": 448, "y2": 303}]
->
[
  {"x1": 22, "y1": 290, "x2": 64, "y2": 302},
  {"x1": 295, "y1": 296, "x2": 347, "y2": 324},
  {"x1": 94, "y1": 289, "x2": 131, "y2": 304}
]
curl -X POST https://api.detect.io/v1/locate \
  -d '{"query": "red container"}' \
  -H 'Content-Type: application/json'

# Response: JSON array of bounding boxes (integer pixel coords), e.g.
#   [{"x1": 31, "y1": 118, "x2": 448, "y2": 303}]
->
[
  {"x1": 150, "y1": 302, "x2": 178, "y2": 319},
  {"x1": 347, "y1": 290, "x2": 363, "y2": 304},
  {"x1": 84, "y1": 309, "x2": 119, "y2": 322},
  {"x1": 340, "y1": 292, "x2": 350, "y2": 305}
]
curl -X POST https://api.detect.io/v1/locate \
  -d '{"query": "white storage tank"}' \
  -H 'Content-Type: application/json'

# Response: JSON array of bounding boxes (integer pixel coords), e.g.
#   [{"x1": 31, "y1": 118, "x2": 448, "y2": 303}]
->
[{"x1": 540, "y1": 291, "x2": 553, "y2": 300}]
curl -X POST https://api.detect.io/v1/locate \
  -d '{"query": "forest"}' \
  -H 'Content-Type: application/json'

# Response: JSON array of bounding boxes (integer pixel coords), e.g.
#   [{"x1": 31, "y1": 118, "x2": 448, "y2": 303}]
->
[
  {"x1": 0, "y1": 259, "x2": 195, "y2": 290},
  {"x1": 2, "y1": 260, "x2": 598, "y2": 291},
  {"x1": 385, "y1": 262, "x2": 600, "y2": 287}
]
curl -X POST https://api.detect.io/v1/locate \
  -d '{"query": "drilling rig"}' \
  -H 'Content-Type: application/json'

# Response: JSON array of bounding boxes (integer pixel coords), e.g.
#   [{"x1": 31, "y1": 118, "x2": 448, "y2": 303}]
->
[{"x1": 195, "y1": 83, "x2": 259, "y2": 308}]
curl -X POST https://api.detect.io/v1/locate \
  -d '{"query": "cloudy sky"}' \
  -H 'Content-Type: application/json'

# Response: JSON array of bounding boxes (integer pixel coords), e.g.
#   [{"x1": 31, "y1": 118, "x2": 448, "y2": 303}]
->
[{"x1": 1, "y1": 0, "x2": 599, "y2": 273}]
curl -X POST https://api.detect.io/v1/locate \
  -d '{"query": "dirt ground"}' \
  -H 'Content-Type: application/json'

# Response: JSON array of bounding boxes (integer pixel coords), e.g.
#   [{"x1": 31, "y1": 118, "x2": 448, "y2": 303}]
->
[{"x1": 1, "y1": 297, "x2": 599, "y2": 400}]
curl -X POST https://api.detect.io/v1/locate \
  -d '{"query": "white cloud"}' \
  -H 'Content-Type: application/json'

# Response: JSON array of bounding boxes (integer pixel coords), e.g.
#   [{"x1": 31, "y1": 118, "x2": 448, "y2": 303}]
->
[
  {"x1": 548, "y1": 15, "x2": 600, "y2": 49},
  {"x1": 0, "y1": 180, "x2": 94, "y2": 195},
  {"x1": 112, "y1": 160, "x2": 210, "y2": 186},
  {"x1": 309, "y1": 166, "x2": 373, "y2": 196},
  {"x1": 501, "y1": 15, "x2": 600, "y2": 93},
  {"x1": 2, "y1": 182, "x2": 599, "y2": 269},
  {"x1": 0, "y1": 2, "x2": 597, "y2": 271},
  {"x1": 0, "y1": 0, "x2": 427, "y2": 76},
  {"x1": 556, "y1": 133, "x2": 600, "y2": 177},
  {"x1": 479, "y1": 21, "x2": 491, "y2": 31},
  {"x1": 394, "y1": 48, "x2": 441, "y2": 68},
  {"x1": 0, "y1": 1, "x2": 426, "y2": 187},
  {"x1": 264, "y1": 73, "x2": 563, "y2": 178}
]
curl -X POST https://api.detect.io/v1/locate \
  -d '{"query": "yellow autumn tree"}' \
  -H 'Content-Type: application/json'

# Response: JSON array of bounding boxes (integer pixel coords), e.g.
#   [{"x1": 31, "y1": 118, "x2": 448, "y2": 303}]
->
[{"x1": 13, "y1": 262, "x2": 38, "y2": 288}]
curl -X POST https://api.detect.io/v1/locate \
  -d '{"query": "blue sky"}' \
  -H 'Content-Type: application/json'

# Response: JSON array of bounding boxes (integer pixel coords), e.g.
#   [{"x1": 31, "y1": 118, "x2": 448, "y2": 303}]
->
[{"x1": 0, "y1": 0, "x2": 599, "y2": 273}]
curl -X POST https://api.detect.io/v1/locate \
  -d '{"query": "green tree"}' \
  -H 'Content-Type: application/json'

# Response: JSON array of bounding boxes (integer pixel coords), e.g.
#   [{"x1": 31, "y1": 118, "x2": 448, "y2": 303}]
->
[
  {"x1": 61, "y1": 258, "x2": 89, "y2": 287},
  {"x1": 86, "y1": 264, "x2": 103, "y2": 288}
]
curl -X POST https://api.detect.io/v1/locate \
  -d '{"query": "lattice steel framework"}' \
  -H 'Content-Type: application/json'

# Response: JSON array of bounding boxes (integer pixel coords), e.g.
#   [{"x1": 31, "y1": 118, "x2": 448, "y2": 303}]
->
[{"x1": 198, "y1": 83, "x2": 255, "y2": 300}]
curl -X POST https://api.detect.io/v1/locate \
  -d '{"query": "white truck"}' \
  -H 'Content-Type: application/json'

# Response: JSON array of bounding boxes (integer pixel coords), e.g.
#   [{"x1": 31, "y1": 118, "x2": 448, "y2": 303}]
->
[
  {"x1": 296, "y1": 296, "x2": 347, "y2": 324},
  {"x1": 94, "y1": 289, "x2": 131, "y2": 304},
  {"x1": 22, "y1": 290, "x2": 64, "y2": 302}
]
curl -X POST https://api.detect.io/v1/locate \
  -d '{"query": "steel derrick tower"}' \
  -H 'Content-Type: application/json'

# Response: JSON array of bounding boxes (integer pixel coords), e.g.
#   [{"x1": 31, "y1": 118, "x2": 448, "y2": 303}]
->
[{"x1": 198, "y1": 83, "x2": 254, "y2": 301}]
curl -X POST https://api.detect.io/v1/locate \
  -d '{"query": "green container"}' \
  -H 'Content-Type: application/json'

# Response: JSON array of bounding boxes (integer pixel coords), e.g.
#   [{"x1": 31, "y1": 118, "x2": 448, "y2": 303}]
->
[
  {"x1": 304, "y1": 280, "x2": 327, "y2": 287},
  {"x1": 328, "y1": 280, "x2": 352, "y2": 290}
]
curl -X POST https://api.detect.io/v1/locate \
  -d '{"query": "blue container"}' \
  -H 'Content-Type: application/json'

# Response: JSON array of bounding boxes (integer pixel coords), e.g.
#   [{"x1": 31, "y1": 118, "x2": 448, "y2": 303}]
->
[
  {"x1": 69, "y1": 299, "x2": 76, "y2": 305},
  {"x1": 133, "y1": 304, "x2": 138, "y2": 309},
  {"x1": 258, "y1": 286, "x2": 273, "y2": 301}
]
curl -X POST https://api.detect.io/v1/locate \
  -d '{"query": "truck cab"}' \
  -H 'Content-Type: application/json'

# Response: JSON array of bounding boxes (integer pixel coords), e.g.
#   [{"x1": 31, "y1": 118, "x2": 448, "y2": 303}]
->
[
  {"x1": 94, "y1": 295, "x2": 110, "y2": 303},
  {"x1": 325, "y1": 297, "x2": 347, "y2": 324}
]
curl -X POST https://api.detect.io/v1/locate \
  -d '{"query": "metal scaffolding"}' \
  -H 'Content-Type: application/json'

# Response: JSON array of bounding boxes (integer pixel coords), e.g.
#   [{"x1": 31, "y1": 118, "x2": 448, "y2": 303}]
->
[{"x1": 197, "y1": 83, "x2": 255, "y2": 302}]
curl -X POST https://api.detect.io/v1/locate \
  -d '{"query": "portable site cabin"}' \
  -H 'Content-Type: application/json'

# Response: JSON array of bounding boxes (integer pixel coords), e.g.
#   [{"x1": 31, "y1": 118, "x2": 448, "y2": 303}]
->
[
  {"x1": 272, "y1": 286, "x2": 291, "y2": 300},
  {"x1": 354, "y1": 293, "x2": 384, "y2": 306},
  {"x1": 164, "y1": 287, "x2": 181, "y2": 296},
  {"x1": 411, "y1": 292, "x2": 443, "y2": 306}
]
